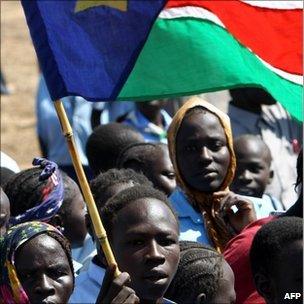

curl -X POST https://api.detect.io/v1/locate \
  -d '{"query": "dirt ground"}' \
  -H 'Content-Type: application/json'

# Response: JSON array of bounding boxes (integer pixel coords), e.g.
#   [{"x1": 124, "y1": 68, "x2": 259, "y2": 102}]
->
[{"x1": 1, "y1": 1, "x2": 40, "y2": 169}]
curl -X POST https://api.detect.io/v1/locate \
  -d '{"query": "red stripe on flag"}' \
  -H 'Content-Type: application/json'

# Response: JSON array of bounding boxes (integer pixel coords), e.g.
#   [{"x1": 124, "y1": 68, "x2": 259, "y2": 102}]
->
[{"x1": 166, "y1": 0, "x2": 302, "y2": 75}]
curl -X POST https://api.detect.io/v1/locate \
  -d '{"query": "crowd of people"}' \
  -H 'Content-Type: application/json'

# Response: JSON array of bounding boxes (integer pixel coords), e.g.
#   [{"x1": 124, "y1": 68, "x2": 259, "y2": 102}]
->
[{"x1": 0, "y1": 87, "x2": 302, "y2": 304}]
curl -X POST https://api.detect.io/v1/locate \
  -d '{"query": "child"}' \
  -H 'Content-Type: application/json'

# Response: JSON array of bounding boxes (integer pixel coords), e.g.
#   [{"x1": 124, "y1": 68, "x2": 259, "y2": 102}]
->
[
  {"x1": 118, "y1": 99, "x2": 172, "y2": 143},
  {"x1": 250, "y1": 217, "x2": 302, "y2": 304},
  {"x1": 117, "y1": 142, "x2": 176, "y2": 196},
  {"x1": 0, "y1": 187, "x2": 10, "y2": 235},
  {"x1": 0, "y1": 221, "x2": 74, "y2": 303},
  {"x1": 166, "y1": 241, "x2": 236, "y2": 304},
  {"x1": 3, "y1": 158, "x2": 91, "y2": 265},
  {"x1": 231, "y1": 134, "x2": 284, "y2": 211},
  {"x1": 86, "y1": 123, "x2": 144, "y2": 176},
  {"x1": 70, "y1": 185, "x2": 180, "y2": 304},
  {"x1": 168, "y1": 97, "x2": 256, "y2": 252}
]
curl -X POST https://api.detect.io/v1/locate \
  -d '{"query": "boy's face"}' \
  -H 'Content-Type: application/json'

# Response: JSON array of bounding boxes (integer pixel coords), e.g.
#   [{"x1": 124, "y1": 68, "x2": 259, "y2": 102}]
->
[
  {"x1": 257, "y1": 239, "x2": 303, "y2": 304},
  {"x1": 62, "y1": 181, "x2": 87, "y2": 246},
  {"x1": 176, "y1": 111, "x2": 230, "y2": 192},
  {"x1": 111, "y1": 198, "x2": 180, "y2": 302},
  {"x1": 148, "y1": 147, "x2": 176, "y2": 196},
  {"x1": 231, "y1": 139, "x2": 272, "y2": 198}
]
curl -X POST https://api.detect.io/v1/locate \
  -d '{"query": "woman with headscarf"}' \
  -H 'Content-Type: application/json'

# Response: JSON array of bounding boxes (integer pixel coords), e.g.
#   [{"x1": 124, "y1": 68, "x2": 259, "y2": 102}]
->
[
  {"x1": 4, "y1": 157, "x2": 91, "y2": 266},
  {"x1": 168, "y1": 97, "x2": 256, "y2": 252},
  {"x1": 0, "y1": 221, "x2": 74, "y2": 304}
]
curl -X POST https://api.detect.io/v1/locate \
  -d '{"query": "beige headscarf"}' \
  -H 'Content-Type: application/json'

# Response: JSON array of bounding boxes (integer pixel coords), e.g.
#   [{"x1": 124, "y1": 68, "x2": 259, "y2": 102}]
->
[{"x1": 168, "y1": 97, "x2": 236, "y2": 252}]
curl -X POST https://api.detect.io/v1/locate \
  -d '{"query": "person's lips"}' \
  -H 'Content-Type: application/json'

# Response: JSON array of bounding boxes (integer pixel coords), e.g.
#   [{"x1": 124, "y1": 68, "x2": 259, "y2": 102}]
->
[
  {"x1": 195, "y1": 169, "x2": 217, "y2": 178},
  {"x1": 143, "y1": 269, "x2": 169, "y2": 284}
]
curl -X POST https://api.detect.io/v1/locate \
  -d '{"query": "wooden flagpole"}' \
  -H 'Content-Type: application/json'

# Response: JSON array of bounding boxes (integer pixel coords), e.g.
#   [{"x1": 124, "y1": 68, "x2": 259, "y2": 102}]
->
[{"x1": 54, "y1": 99, "x2": 120, "y2": 277}]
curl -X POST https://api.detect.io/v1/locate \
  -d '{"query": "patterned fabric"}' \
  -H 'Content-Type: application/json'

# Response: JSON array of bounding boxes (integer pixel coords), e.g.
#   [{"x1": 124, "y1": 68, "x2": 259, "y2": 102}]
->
[
  {"x1": 9, "y1": 157, "x2": 64, "y2": 226},
  {"x1": 167, "y1": 97, "x2": 236, "y2": 252},
  {"x1": 0, "y1": 221, "x2": 61, "y2": 304}
]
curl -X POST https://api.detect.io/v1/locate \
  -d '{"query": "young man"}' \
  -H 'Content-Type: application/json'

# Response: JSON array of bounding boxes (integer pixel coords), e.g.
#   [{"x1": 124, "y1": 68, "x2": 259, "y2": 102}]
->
[
  {"x1": 231, "y1": 135, "x2": 284, "y2": 211},
  {"x1": 70, "y1": 185, "x2": 180, "y2": 303},
  {"x1": 250, "y1": 217, "x2": 302, "y2": 304}
]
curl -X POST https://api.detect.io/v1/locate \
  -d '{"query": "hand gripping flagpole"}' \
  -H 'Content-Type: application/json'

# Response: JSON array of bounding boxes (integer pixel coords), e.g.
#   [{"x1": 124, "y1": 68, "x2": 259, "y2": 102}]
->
[{"x1": 54, "y1": 99, "x2": 120, "y2": 277}]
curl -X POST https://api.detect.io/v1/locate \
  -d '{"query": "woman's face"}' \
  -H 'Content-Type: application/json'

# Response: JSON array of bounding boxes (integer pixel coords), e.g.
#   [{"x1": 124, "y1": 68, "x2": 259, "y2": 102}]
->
[
  {"x1": 176, "y1": 110, "x2": 230, "y2": 193},
  {"x1": 15, "y1": 234, "x2": 74, "y2": 304}
]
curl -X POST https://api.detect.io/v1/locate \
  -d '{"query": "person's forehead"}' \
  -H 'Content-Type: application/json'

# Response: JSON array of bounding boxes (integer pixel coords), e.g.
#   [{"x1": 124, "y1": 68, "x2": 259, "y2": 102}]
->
[
  {"x1": 178, "y1": 111, "x2": 225, "y2": 137},
  {"x1": 115, "y1": 198, "x2": 178, "y2": 231},
  {"x1": 235, "y1": 139, "x2": 270, "y2": 162}
]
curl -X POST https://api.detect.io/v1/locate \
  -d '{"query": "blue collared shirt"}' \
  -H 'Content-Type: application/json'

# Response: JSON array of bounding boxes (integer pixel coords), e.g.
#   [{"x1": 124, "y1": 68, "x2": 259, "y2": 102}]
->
[
  {"x1": 121, "y1": 109, "x2": 172, "y2": 143},
  {"x1": 169, "y1": 188, "x2": 212, "y2": 246}
]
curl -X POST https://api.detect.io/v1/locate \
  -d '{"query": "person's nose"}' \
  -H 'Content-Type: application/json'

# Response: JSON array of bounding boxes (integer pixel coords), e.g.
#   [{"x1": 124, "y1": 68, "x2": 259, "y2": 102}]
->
[
  {"x1": 199, "y1": 147, "x2": 212, "y2": 164},
  {"x1": 144, "y1": 240, "x2": 165, "y2": 265},
  {"x1": 239, "y1": 169, "x2": 252, "y2": 184},
  {"x1": 34, "y1": 274, "x2": 55, "y2": 296}
]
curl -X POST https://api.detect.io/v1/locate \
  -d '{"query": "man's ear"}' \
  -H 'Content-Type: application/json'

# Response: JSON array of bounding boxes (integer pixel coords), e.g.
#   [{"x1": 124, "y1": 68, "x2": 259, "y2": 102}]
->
[
  {"x1": 268, "y1": 168, "x2": 274, "y2": 184},
  {"x1": 49, "y1": 214, "x2": 64, "y2": 231},
  {"x1": 196, "y1": 293, "x2": 206, "y2": 304},
  {"x1": 254, "y1": 272, "x2": 273, "y2": 302},
  {"x1": 85, "y1": 213, "x2": 94, "y2": 240}
]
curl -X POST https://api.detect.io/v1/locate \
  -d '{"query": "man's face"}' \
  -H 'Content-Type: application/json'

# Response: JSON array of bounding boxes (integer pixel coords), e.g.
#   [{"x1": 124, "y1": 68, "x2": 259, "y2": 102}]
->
[
  {"x1": 261, "y1": 240, "x2": 303, "y2": 304},
  {"x1": 176, "y1": 111, "x2": 230, "y2": 192},
  {"x1": 15, "y1": 235, "x2": 73, "y2": 304},
  {"x1": 111, "y1": 198, "x2": 180, "y2": 302},
  {"x1": 231, "y1": 139, "x2": 272, "y2": 197}
]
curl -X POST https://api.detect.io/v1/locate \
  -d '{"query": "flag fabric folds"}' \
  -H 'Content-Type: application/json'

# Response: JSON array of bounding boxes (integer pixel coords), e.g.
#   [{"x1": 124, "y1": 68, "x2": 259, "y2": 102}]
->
[
  {"x1": 22, "y1": 0, "x2": 302, "y2": 121},
  {"x1": 21, "y1": 0, "x2": 166, "y2": 101}
]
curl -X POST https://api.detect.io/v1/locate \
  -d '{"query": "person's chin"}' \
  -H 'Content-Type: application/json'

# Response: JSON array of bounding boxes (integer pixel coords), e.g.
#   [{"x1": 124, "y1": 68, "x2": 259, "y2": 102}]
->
[{"x1": 137, "y1": 278, "x2": 170, "y2": 301}]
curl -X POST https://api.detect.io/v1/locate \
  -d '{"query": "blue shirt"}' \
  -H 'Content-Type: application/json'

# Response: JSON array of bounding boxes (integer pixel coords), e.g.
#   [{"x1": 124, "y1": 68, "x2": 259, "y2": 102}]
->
[
  {"x1": 121, "y1": 109, "x2": 172, "y2": 143},
  {"x1": 169, "y1": 188, "x2": 277, "y2": 246},
  {"x1": 169, "y1": 188, "x2": 212, "y2": 246},
  {"x1": 70, "y1": 260, "x2": 176, "y2": 303},
  {"x1": 36, "y1": 75, "x2": 93, "y2": 166}
]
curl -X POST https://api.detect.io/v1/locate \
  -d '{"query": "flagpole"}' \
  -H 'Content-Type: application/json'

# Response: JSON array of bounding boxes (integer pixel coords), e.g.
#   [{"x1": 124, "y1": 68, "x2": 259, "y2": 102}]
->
[{"x1": 54, "y1": 99, "x2": 120, "y2": 277}]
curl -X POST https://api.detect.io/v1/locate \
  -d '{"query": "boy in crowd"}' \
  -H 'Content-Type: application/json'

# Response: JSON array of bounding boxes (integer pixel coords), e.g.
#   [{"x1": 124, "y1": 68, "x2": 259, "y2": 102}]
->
[
  {"x1": 231, "y1": 134, "x2": 284, "y2": 211},
  {"x1": 70, "y1": 185, "x2": 180, "y2": 303},
  {"x1": 250, "y1": 217, "x2": 302, "y2": 304}
]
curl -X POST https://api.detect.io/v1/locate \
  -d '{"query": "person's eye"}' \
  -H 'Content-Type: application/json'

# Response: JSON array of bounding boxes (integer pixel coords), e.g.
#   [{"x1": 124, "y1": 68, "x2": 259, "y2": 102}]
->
[
  {"x1": 159, "y1": 237, "x2": 177, "y2": 246},
  {"x1": 210, "y1": 141, "x2": 224, "y2": 151},
  {"x1": 18, "y1": 272, "x2": 33, "y2": 282},
  {"x1": 49, "y1": 267, "x2": 69, "y2": 279},
  {"x1": 162, "y1": 171, "x2": 175, "y2": 180},
  {"x1": 185, "y1": 145, "x2": 197, "y2": 152},
  {"x1": 128, "y1": 239, "x2": 145, "y2": 246}
]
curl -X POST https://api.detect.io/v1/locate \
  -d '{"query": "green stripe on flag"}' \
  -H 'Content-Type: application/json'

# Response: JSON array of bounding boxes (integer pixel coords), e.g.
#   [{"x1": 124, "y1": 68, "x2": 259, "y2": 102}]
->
[{"x1": 118, "y1": 18, "x2": 302, "y2": 121}]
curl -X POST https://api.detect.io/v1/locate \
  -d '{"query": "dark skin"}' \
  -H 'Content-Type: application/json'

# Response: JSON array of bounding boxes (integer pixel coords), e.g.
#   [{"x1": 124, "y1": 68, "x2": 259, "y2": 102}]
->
[
  {"x1": 125, "y1": 146, "x2": 176, "y2": 196},
  {"x1": 0, "y1": 187, "x2": 10, "y2": 235},
  {"x1": 15, "y1": 234, "x2": 74, "y2": 304},
  {"x1": 51, "y1": 178, "x2": 87, "y2": 247},
  {"x1": 195, "y1": 260, "x2": 236, "y2": 304},
  {"x1": 176, "y1": 110, "x2": 256, "y2": 233},
  {"x1": 98, "y1": 198, "x2": 180, "y2": 304},
  {"x1": 231, "y1": 136, "x2": 273, "y2": 198},
  {"x1": 230, "y1": 88, "x2": 276, "y2": 114},
  {"x1": 137, "y1": 100, "x2": 167, "y2": 127},
  {"x1": 255, "y1": 240, "x2": 303, "y2": 304}
]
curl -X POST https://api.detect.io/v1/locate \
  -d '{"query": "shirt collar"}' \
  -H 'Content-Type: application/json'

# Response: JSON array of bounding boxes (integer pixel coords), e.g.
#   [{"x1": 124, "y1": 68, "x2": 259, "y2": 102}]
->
[
  {"x1": 170, "y1": 188, "x2": 203, "y2": 223},
  {"x1": 88, "y1": 259, "x2": 106, "y2": 286}
]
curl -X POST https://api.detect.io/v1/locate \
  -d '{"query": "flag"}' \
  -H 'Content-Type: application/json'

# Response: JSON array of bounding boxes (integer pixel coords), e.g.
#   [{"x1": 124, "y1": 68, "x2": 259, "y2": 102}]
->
[
  {"x1": 21, "y1": 0, "x2": 166, "y2": 101},
  {"x1": 22, "y1": 0, "x2": 302, "y2": 121}
]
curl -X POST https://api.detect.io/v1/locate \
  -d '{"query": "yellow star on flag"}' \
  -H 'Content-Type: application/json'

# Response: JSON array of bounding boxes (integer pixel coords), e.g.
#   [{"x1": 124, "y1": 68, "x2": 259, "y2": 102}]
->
[{"x1": 75, "y1": 0, "x2": 128, "y2": 13}]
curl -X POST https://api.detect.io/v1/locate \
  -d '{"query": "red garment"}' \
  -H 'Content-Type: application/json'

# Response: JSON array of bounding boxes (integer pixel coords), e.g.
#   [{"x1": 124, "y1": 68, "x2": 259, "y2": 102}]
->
[
  {"x1": 244, "y1": 291, "x2": 266, "y2": 304},
  {"x1": 224, "y1": 216, "x2": 275, "y2": 304}
]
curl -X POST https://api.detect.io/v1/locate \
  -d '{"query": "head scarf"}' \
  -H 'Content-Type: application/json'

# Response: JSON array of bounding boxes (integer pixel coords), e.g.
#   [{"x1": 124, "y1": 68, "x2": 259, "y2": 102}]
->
[
  {"x1": 9, "y1": 158, "x2": 64, "y2": 226},
  {"x1": 167, "y1": 97, "x2": 236, "y2": 252},
  {"x1": 0, "y1": 221, "x2": 71, "y2": 304}
]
